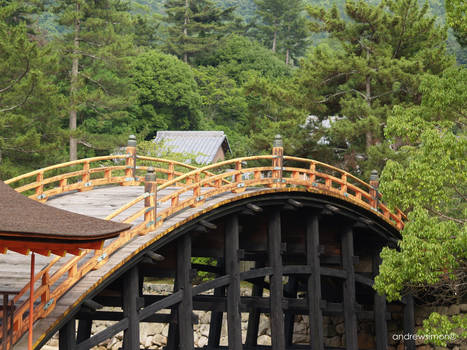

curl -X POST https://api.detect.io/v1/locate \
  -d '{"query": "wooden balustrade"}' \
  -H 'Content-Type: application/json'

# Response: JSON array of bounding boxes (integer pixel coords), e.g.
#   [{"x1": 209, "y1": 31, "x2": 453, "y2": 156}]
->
[{"x1": 3, "y1": 140, "x2": 407, "y2": 348}]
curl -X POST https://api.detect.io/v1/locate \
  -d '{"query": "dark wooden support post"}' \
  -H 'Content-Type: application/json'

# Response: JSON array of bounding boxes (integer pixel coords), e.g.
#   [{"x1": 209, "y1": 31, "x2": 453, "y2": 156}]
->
[
  {"x1": 284, "y1": 276, "x2": 298, "y2": 346},
  {"x1": 225, "y1": 215, "x2": 242, "y2": 350},
  {"x1": 76, "y1": 318, "x2": 92, "y2": 344},
  {"x1": 165, "y1": 294, "x2": 179, "y2": 350},
  {"x1": 59, "y1": 318, "x2": 76, "y2": 350},
  {"x1": 307, "y1": 214, "x2": 324, "y2": 350},
  {"x1": 341, "y1": 226, "x2": 358, "y2": 350},
  {"x1": 268, "y1": 209, "x2": 285, "y2": 349},
  {"x1": 245, "y1": 264, "x2": 264, "y2": 346},
  {"x1": 122, "y1": 266, "x2": 140, "y2": 350},
  {"x1": 208, "y1": 259, "x2": 224, "y2": 347},
  {"x1": 373, "y1": 253, "x2": 388, "y2": 350},
  {"x1": 177, "y1": 234, "x2": 194, "y2": 350},
  {"x1": 403, "y1": 295, "x2": 415, "y2": 350}
]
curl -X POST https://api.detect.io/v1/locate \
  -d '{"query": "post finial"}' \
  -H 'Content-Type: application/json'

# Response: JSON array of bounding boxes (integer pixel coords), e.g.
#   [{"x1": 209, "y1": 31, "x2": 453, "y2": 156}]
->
[
  {"x1": 273, "y1": 134, "x2": 283, "y2": 148},
  {"x1": 128, "y1": 134, "x2": 137, "y2": 147},
  {"x1": 370, "y1": 169, "x2": 379, "y2": 189},
  {"x1": 145, "y1": 166, "x2": 156, "y2": 182}
]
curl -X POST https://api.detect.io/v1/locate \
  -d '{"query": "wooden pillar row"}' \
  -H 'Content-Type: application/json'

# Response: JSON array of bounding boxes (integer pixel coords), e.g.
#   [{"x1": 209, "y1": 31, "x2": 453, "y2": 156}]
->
[
  {"x1": 268, "y1": 208, "x2": 285, "y2": 350},
  {"x1": 307, "y1": 214, "x2": 324, "y2": 350},
  {"x1": 341, "y1": 226, "x2": 358, "y2": 350},
  {"x1": 225, "y1": 215, "x2": 242, "y2": 350}
]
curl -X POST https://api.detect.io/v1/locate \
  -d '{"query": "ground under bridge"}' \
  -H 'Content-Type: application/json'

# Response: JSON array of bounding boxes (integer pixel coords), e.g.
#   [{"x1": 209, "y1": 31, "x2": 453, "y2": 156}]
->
[{"x1": 1, "y1": 136, "x2": 415, "y2": 350}]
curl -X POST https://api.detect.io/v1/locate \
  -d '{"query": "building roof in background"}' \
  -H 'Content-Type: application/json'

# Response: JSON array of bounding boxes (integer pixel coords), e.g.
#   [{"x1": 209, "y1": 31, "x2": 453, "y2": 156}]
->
[
  {"x1": 153, "y1": 131, "x2": 231, "y2": 165},
  {"x1": 0, "y1": 181, "x2": 130, "y2": 242}
]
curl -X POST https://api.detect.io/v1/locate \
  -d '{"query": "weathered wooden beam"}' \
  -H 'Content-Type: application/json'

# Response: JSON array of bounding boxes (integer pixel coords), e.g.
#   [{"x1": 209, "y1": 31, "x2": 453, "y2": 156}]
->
[
  {"x1": 403, "y1": 295, "x2": 415, "y2": 350},
  {"x1": 341, "y1": 226, "x2": 358, "y2": 350},
  {"x1": 122, "y1": 266, "x2": 139, "y2": 350},
  {"x1": 307, "y1": 214, "x2": 324, "y2": 350},
  {"x1": 246, "y1": 203, "x2": 263, "y2": 212},
  {"x1": 59, "y1": 318, "x2": 76, "y2": 350},
  {"x1": 192, "y1": 275, "x2": 230, "y2": 295},
  {"x1": 225, "y1": 214, "x2": 242, "y2": 350},
  {"x1": 177, "y1": 234, "x2": 194, "y2": 350},
  {"x1": 138, "y1": 290, "x2": 183, "y2": 321},
  {"x1": 268, "y1": 208, "x2": 285, "y2": 350},
  {"x1": 76, "y1": 318, "x2": 129, "y2": 350},
  {"x1": 200, "y1": 219, "x2": 217, "y2": 230},
  {"x1": 82, "y1": 299, "x2": 103, "y2": 311}
]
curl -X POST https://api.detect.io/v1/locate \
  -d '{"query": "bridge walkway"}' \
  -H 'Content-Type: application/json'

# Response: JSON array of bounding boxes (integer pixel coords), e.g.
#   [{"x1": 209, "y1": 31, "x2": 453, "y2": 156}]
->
[{"x1": 14, "y1": 186, "x2": 264, "y2": 349}]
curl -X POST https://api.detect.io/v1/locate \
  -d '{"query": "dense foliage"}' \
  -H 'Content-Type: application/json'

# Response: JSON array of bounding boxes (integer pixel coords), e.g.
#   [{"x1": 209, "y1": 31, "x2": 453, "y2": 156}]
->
[{"x1": 0, "y1": 0, "x2": 465, "y2": 341}]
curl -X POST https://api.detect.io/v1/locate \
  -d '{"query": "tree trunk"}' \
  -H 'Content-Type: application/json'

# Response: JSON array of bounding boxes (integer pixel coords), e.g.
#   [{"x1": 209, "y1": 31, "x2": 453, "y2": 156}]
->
[
  {"x1": 285, "y1": 48, "x2": 290, "y2": 65},
  {"x1": 272, "y1": 22, "x2": 277, "y2": 53},
  {"x1": 183, "y1": 0, "x2": 189, "y2": 64},
  {"x1": 365, "y1": 48, "x2": 372, "y2": 150},
  {"x1": 69, "y1": 1, "x2": 80, "y2": 161}
]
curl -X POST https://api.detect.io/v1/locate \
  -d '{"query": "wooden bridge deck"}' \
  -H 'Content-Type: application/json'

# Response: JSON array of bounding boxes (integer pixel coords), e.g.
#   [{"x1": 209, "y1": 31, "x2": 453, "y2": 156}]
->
[{"x1": 12, "y1": 185, "x2": 265, "y2": 349}]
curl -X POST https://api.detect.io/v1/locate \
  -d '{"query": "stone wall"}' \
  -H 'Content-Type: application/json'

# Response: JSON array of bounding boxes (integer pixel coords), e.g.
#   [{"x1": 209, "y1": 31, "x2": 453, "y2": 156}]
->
[{"x1": 43, "y1": 284, "x2": 467, "y2": 350}]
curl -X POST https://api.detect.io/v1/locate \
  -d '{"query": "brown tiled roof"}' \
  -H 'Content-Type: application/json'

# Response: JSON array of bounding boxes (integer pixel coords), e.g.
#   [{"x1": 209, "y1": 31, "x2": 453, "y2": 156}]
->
[{"x1": 0, "y1": 181, "x2": 130, "y2": 242}]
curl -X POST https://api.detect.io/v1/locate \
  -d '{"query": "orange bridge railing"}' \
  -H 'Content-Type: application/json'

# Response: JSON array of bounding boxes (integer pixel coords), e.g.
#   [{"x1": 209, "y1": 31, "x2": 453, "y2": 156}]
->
[{"x1": 2, "y1": 135, "x2": 406, "y2": 348}]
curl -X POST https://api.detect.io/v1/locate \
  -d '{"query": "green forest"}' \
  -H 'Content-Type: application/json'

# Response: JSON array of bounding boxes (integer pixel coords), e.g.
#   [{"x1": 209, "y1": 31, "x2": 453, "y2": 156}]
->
[{"x1": 0, "y1": 0, "x2": 466, "y2": 342}]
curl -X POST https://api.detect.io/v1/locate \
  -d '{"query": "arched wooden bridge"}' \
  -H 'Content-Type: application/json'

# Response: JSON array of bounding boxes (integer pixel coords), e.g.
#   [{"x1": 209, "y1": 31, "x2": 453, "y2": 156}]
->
[{"x1": 1, "y1": 136, "x2": 416, "y2": 350}]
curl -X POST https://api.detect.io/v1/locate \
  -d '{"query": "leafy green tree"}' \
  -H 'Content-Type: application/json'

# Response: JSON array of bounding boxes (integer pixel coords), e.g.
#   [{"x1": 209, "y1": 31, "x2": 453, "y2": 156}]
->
[
  {"x1": 164, "y1": 0, "x2": 235, "y2": 63},
  {"x1": 445, "y1": 0, "x2": 466, "y2": 46},
  {"x1": 300, "y1": 0, "x2": 453, "y2": 175},
  {"x1": 374, "y1": 66, "x2": 467, "y2": 345},
  {"x1": 0, "y1": 2, "x2": 66, "y2": 178},
  {"x1": 201, "y1": 34, "x2": 291, "y2": 83},
  {"x1": 52, "y1": 0, "x2": 136, "y2": 160},
  {"x1": 132, "y1": 50, "x2": 202, "y2": 137}
]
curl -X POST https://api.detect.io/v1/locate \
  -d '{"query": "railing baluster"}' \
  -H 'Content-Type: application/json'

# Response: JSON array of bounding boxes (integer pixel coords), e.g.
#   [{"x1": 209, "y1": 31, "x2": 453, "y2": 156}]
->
[
  {"x1": 41, "y1": 272, "x2": 50, "y2": 304},
  {"x1": 36, "y1": 172, "x2": 44, "y2": 200},
  {"x1": 341, "y1": 174, "x2": 347, "y2": 194},
  {"x1": 79, "y1": 161, "x2": 91, "y2": 192},
  {"x1": 168, "y1": 162, "x2": 174, "y2": 181},
  {"x1": 309, "y1": 162, "x2": 316, "y2": 184},
  {"x1": 144, "y1": 168, "x2": 157, "y2": 231}
]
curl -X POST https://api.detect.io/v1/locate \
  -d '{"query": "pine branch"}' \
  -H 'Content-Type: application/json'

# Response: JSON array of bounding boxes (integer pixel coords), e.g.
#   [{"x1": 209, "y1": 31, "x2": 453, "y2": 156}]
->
[{"x1": 0, "y1": 59, "x2": 30, "y2": 94}]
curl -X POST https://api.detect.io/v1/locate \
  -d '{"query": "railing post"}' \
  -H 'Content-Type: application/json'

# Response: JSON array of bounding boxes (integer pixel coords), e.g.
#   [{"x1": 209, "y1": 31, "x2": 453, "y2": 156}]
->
[
  {"x1": 36, "y1": 171, "x2": 44, "y2": 201},
  {"x1": 369, "y1": 169, "x2": 379, "y2": 210},
  {"x1": 144, "y1": 167, "x2": 157, "y2": 231},
  {"x1": 123, "y1": 135, "x2": 137, "y2": 186},
  {"x1": 271, "y1": 134, "x2": 284, "y2": 188},
  {"x1": 79, "y1": 161, "x2": 92, "y2": 192}
]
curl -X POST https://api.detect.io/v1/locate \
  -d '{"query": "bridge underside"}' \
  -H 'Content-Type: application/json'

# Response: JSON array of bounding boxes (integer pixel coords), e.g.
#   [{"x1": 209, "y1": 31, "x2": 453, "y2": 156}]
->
[{"x1": 47, "y1": 192, "x2": 413, "y2": 350}]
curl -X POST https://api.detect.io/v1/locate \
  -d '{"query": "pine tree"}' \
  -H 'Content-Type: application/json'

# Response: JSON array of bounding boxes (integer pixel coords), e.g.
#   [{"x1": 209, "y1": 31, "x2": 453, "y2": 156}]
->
[
  {"x1": 253, "y1": 0, "x2": 307, "y2": 61},
  {"x1": 52, "y1": 0, "x2": 136, "y2": 160},
  {"x1": 164, "y1": 0, "x2": 235, "y2": 63},
  {"x1": 300, "y1": 0, "x2": 453, "y2": 174},
  {"x1": 0, "y1": 1, "x2": 66, "y2": 178}
]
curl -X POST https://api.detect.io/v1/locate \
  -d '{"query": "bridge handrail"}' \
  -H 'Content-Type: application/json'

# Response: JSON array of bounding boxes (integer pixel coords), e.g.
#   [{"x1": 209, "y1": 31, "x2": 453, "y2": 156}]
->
[{"x1": 4, "y1": 140, "x2": 407, "y2": 348}]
